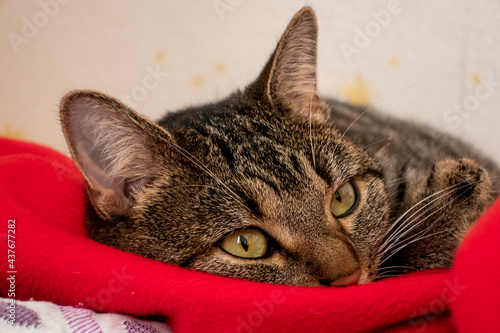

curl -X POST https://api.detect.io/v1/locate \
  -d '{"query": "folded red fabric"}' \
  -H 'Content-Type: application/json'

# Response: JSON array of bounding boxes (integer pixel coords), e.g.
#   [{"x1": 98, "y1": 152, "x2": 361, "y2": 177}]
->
[
  {"x1": 451, "y1": 180, "x2": 500, "y2": 333},
  {"x1": 0, "y1": 138, "x2": 497, "y2": 332}
]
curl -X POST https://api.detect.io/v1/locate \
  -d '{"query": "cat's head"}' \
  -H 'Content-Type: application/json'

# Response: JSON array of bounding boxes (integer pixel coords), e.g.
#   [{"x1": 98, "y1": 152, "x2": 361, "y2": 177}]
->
[{"x1": 60, "y1": 7, "x2": 390, "y2": 286}]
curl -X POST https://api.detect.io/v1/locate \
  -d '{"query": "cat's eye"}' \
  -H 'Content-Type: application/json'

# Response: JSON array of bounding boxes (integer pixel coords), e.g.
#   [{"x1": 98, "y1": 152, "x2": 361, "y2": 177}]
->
[
  {"x1": 330, "y1": 181, "x2": 358, "y2": 218},
  {"x1": 221, "y1": 228, "x2": 268, "y2": 259}
]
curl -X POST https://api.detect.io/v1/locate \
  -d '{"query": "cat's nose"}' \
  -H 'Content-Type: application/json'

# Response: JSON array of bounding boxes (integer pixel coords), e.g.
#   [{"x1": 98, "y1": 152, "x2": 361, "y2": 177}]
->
[{"x1": 330, "y1": 269, "x2": 361, "y2": 287}]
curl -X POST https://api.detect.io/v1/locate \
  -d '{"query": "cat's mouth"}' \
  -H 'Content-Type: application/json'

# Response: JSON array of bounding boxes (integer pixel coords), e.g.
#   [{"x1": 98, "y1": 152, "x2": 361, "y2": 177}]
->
[
  {"x1": 330, "y1": 269, "x2": 362, "y2": 287},
  {"x1": 329, "y1": 254, "x2": 379, "y2": 287}
]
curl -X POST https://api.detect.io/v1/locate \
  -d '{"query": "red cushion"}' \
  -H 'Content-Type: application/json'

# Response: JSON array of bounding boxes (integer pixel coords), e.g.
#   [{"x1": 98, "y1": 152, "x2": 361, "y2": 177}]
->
[{"x1": 1, "y1": 137, "x2": 497, "y2": 332}]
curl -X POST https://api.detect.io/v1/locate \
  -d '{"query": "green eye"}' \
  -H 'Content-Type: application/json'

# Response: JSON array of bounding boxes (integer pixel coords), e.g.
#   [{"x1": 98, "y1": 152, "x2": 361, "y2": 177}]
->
[
  {"x1": 221, "y1": 228, "x2": 268, "y2": 259},
  {"x1": 330, "y1": 181, "x2": 357, "y2": 218}
]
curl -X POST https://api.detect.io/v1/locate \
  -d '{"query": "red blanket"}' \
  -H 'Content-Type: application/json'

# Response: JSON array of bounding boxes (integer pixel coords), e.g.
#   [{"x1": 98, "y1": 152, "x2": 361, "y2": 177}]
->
[{"x1": 0, "y1": 137, "x2": 498, "y2": 332}]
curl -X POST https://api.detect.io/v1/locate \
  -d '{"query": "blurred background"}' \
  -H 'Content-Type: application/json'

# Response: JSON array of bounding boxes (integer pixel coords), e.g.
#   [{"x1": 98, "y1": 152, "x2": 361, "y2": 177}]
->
[{"x1": 1, "y1": 0, "x2": 499, "y2": 163}]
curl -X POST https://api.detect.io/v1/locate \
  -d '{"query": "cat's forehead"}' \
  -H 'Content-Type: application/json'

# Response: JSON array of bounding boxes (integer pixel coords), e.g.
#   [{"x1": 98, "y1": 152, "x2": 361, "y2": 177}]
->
[
  {"x1": 169, "y1": 101, "x2": 316, "y2": 162},
  {"x1": 164, "y1": 99, "x2": 370, "y2": 194},
  {"x1": 177, "y1": 114, "x2": 312, "y2": 188},
  {"x1": 167, "y1": 97, "x2": 327, "y2": 147}
]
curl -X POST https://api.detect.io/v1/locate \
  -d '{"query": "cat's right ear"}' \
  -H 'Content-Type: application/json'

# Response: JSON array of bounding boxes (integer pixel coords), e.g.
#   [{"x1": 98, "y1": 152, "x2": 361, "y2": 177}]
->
[
  {"x1": 60, "y1": 90, "x2": 172, "y2": 221},
  {"x1": 246, "y1": 7, "x2": 323, "y2": 117}
]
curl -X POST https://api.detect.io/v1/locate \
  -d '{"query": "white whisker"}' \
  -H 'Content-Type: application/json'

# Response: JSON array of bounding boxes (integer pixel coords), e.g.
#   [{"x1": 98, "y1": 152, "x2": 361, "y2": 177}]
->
[
  {"x1": 377, "y1": 265, "x2": 417, "y2": 272},
  {"x1": 362, "y1": 137, "x2": 392, "y2": 149},
  {"x1": 379, "y1": 229, "x2": 449, "y2": 267},
  {"x1": 378, "y1": 178, "x2": 482, "y2": 266},
  {"x1": 332, "y1": 83, "x2": 419, "y2": 156},
  {"x1": 164, "y1": 140, "x2": 250, "y2": 212},
  {"x1": 309, "y1": 89, "x2": 316, "y2": 168},
  {"x1": 378, "y1": 184, "x2": 459, "y2": 253},
  {"x1": 375, "y1": 273, "x2": 401, "y2": 280},
  {"x1": 380, "y1": 178, "x2": 483, "y2": 256},
  {"x1": 380, "y1": 193, "x2": 451, "y2": 256}
]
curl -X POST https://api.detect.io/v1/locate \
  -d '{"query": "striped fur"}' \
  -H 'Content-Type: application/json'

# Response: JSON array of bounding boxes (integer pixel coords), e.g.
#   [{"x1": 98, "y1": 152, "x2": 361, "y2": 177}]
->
[{"x1": 60, "y1": 8, "x2": 499, "y2": 286}]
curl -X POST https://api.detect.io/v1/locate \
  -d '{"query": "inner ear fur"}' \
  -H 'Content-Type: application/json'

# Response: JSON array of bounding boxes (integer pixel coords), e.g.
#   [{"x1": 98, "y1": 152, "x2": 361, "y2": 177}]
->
[
  {"x1": 60, "y1": 90, "x2": 173, "y2": 220},
  {"x1": 246, "y1": 7, "x2": 323, "y2": 117}
]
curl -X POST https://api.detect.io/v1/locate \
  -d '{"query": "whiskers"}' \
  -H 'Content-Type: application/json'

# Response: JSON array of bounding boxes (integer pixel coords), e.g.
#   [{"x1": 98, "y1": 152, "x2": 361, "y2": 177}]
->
[
  {"x1": 362, "y1": 137, "x2": 393, "y2": 150},
  {"x1": 331, "y1": 82, "x2": 419, "y2": 157},
  {"x1": 164, "y1": 139, "x2": 251, "y2": 213},
  {"x1": 375, "y1": 179, "x2": 483, "y2": 280},
  {"x1": 309, "y1": 91, "x2": 317, "y2": 169},
  {"x1": 376, "y1": 265, "x2": 417, "y2": 280}
]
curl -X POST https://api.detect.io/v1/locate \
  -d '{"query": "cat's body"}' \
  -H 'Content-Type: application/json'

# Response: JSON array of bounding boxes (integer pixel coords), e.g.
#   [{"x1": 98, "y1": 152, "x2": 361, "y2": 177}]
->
[
  {"x1": 316, "y1": 98, "x2": 499, "y2": 273},
  {"x1": 324, "y1": 97, "x2": 500, "y2": 218},
  {"x1": 60, "y1": 8, "x2": 499, "y2": 286}
]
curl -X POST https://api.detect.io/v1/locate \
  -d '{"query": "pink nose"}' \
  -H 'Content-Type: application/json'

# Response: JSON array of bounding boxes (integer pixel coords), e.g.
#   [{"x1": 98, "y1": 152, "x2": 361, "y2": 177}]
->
[{"x1": 331, "y1": 269, "x2": 361, "y2": 287}]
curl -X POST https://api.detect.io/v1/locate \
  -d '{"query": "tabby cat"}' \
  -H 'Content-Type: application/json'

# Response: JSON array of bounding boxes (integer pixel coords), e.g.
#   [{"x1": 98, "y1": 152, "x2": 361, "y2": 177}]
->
[{"x1": 60, "y1": 8, "x2": 499, "y2": 287}]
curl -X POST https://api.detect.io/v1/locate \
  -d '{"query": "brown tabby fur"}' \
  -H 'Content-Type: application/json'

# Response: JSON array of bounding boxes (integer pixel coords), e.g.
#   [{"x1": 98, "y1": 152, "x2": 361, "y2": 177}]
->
[{"x1": 60, "y1": 8, "x2": 500, "y2": 286}]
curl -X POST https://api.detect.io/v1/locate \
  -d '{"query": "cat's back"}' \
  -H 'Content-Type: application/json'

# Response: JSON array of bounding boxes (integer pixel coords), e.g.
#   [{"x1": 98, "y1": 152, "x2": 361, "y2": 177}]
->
[{"x1": 325, "y1": 99, "x2": 500, "y2": 194}]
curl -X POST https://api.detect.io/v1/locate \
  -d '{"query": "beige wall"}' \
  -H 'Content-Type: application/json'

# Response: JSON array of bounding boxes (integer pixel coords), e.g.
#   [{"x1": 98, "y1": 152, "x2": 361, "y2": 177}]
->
[{"x1": 1, "y1": 0, "x2": 499, "y2": 163}]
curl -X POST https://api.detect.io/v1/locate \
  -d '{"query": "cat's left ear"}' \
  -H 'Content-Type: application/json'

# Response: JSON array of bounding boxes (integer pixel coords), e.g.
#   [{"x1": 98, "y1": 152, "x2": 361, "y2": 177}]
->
[
  {"x1": 60, "y1": 90, "x2": 174, "y2": 221},
  {"x1": 247, "y1": 7, "x2": 323, "y2": 116}
]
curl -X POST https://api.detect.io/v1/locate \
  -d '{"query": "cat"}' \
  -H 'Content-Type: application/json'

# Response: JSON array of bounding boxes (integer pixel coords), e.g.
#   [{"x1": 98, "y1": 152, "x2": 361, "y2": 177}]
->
[{"x1": 60, "y1": 7, "x2": 499, "y2": 287}]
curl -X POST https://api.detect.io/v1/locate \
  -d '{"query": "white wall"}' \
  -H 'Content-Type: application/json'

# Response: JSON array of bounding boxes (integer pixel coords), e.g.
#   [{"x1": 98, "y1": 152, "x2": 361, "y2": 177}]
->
[{"x1": 1, "y1": 0, "x2": 499, "y2": 163}]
